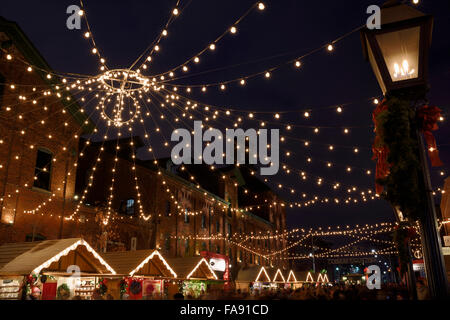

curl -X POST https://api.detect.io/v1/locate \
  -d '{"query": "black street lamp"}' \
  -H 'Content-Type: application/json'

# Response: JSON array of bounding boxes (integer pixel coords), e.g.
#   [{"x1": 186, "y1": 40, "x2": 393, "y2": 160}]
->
[
  {"x1": 361, "y1": 0, "x2": 433, "y2": 95},
  {"x1": 361, "y1": 1, "x2": 448, "y2": 298}
]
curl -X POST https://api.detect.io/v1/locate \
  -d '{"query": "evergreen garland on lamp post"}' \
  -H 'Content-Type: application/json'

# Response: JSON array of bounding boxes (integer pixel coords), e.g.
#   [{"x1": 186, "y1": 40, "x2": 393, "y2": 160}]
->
[{"x1": 374, "y1": 95, "x2": 427, "y2": 221}]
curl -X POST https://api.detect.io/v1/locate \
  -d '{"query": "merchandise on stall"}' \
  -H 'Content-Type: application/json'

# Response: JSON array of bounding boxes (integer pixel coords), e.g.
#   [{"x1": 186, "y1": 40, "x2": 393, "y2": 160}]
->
[{"x1": 0, "y1": 238, "x2": 116, "y2": 300}]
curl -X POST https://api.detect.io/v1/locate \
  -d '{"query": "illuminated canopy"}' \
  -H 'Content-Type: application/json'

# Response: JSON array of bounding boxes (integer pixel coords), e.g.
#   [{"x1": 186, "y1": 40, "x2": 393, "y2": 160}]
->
[
  {"x1": 166, "y1": 257, "x2": 218, "y2": 280},
  {"x1": 0, "y1": 238, "x2": 116, "y2": 276},
  {"x1": 272, "y1": 268, "x2": 286, "y2": 283},
  {"x1": 102, "y1": 249, "x2": 177, "y2": 278}
]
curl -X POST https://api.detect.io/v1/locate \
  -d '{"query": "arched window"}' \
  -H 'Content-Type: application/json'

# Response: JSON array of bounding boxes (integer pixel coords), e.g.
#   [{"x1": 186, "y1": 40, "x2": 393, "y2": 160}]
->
[{"x1": 201, "y1": 214, "x2": 206, "y2": 229}]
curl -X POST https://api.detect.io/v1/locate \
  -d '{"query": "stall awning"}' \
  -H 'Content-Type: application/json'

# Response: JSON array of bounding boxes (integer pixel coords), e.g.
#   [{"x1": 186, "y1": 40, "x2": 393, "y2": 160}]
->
[
  {"x1": 0, "y1": 238, "x2": 116, "y2": 276},
  {"x1": 270, "y1": 268, "x2": 287, "y2": 283},
  {"x1": 286, "y1": 270, "x2": 299, "y2": 283},
  {"x1": 101, "y1": 250, "x2": 177, "y2": 278},
  {"x1": 287, "y1": 271, "x2": 328, "y2": 283},
  {"x1": 165, "y1": 257, "x2": 218, "y2": 280},
  {"x1": 236, "y1": 266, "x2": 270, "y2": 283}
]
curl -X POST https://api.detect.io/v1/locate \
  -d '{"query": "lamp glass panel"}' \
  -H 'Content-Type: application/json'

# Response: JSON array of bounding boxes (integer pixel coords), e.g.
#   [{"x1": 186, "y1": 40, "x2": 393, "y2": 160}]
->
[{"x1": 375, "y1": 26, "x2": 420, "y2": 82}]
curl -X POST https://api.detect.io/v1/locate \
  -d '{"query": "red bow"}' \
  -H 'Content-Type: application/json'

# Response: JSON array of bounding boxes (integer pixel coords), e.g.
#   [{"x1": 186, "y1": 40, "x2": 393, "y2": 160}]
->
[
  {"x1": 417, "y1": 105, "x2": 443, "y2": 167},
  {"x1": 372, "y1": 99, "x2": 391, "y2": 194}
]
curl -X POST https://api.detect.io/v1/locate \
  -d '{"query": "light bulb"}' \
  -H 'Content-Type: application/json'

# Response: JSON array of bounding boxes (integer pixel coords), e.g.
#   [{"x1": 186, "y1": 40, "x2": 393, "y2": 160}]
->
[
  {"x1": 258, "y1": 2, "x2": 265, "y2": 10},
  {"x1": 230, "y1": 26, "x2": 237, "y2": 34},
  {"x1": 209, "y1": 43, "x2": 216, "y2": 50},
  {"x1": 327, "y1": 44, "x2": 334, "y2": 51}
]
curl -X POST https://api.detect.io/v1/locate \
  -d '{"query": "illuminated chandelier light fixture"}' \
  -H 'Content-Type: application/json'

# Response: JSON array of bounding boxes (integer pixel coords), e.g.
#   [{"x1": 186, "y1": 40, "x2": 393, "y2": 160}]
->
[{"x1": 97, "y1": 69, "x2": 152, "y2": 127}]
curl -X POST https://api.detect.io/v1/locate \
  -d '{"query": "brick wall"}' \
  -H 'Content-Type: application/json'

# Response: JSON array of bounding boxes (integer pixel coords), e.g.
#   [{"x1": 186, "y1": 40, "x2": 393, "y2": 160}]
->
[{"x1": 0, "y1": 31, "x2": 83, "y2": 243}]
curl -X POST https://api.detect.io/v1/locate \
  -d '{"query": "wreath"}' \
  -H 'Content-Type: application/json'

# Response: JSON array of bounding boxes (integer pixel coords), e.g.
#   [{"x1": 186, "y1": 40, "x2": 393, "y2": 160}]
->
[
  {"x1": 57, "y1": 283, "x2": 71, "y2": 300},
  {"x1": 129, "y1": 280, "x2": 142, "y2": 295}
]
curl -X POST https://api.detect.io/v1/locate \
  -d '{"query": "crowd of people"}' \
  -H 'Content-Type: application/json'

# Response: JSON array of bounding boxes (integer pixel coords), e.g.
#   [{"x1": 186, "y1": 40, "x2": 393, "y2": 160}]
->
[
  {"x1": 177, "y1": 283, "x2": 416, "y2": 300},
  {"x1": 25, "y1": 282, "x2": 428, "y2": 300}
]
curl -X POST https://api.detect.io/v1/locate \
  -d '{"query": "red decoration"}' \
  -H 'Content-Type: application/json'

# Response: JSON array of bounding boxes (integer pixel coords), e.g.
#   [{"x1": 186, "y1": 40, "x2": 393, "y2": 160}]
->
[
  {"x1": 417, "y1": 105, "x2": 443, "y2": 167},
  {"x1": 41, "y1": 282, "x2": 57, "y2": 300},
  {"x1": 127, "y1": 278, "x2": 143, "y2": 300},
  {"x1": 372, "y1": 99, "x2": 391, "y2": 194}
]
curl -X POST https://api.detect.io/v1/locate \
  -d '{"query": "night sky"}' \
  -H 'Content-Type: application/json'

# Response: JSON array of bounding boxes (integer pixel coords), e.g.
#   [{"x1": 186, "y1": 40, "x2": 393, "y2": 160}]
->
[{"x1": 1, "y1": 0, "x2": 449, "y2": 230}]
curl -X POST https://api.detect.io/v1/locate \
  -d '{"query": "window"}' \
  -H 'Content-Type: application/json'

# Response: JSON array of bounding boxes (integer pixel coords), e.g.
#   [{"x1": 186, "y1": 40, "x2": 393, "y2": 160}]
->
[
  {"x1": 165, "y1": 201, "x2": 171, "y2": 217},
  {"x1": 201, "y1": 242, "x2": 207, "y2": 252},
  {"x1": 184, "y1": 209, "x2": 190, "y2": 223},
  {"x1": 227, "y1": 223, "x2": 232, "y2": 238},
  {"x1": 216, "y1": 221, "x2": 220, "y2": 233},
  {"x1": 125, "y1": 199, "x2": 135, "y2": 215},
  {"x1": 164, "y1": 234, "x2": 170, "y2": 252},
  {"x1": 25, "y1": 233, "x2": 46, "y2": 242},
  {"x1": 33, "y1": 149, "x2": 52, "y2": 190},
  {"x1": 201, "y1": 214, "x2": 206, "y2": 229},
  {"x1": 215, "y1": 245, "x2": 220, "y2": 254},
  {"x1": 184, "y1": 239, "x2": 190, "y2": 255}
]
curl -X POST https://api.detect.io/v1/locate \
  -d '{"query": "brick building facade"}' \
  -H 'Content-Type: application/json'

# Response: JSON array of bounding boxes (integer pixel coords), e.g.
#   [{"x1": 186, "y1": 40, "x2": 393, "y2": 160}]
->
[
  {"x1": 0, "y1": 17, "x2": 93, "y2": 242},
  {"x1": 75, "y1": 137, "x2": 287, "y2": 271},
  {"x1": 0, "y1": 17, "x2": 287, "y2": 276}
]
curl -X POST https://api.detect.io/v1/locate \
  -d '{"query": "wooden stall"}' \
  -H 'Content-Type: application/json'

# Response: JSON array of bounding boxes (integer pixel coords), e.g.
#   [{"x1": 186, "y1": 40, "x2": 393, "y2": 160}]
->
[
  {"x1": 165, "y1": 257, "x2": 219, "y2": 298},
  {"x1": 0, "y1": 238, "x2": 116, "y2": 300},
  {"x1": 101, "y1": 249, "x2": 177, "y2": 300}
]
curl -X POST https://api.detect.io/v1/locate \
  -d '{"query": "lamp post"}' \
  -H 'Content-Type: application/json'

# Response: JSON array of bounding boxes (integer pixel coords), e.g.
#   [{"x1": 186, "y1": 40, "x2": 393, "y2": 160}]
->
[{"x1": 361, "y1": 1, "x2": 448, "y2": 298}]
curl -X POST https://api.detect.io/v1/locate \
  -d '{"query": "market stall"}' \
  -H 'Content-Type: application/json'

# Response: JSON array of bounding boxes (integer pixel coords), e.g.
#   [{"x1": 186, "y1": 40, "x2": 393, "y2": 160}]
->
[
  {"x1": 270, "y1": 268, "x2": 290, "y2": 289},
  {"x1": 101, "y1": 249, "x2": 177, "y2": 300},
  {"x1": 286, "y1": 271, "x2": 330, "y2": 288},
  {"x1": 235, "y1": 266, "x2": 274, "y2": 293},
  {"x1": 165, "y1": 257, "x2": 219, "y2": 298},
  {"x1": 286, "y1": 270, "x2": 302, "y2": 289},
  {"x1": 0, "y1": 238, "x2": 116, "y2": 300}
]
